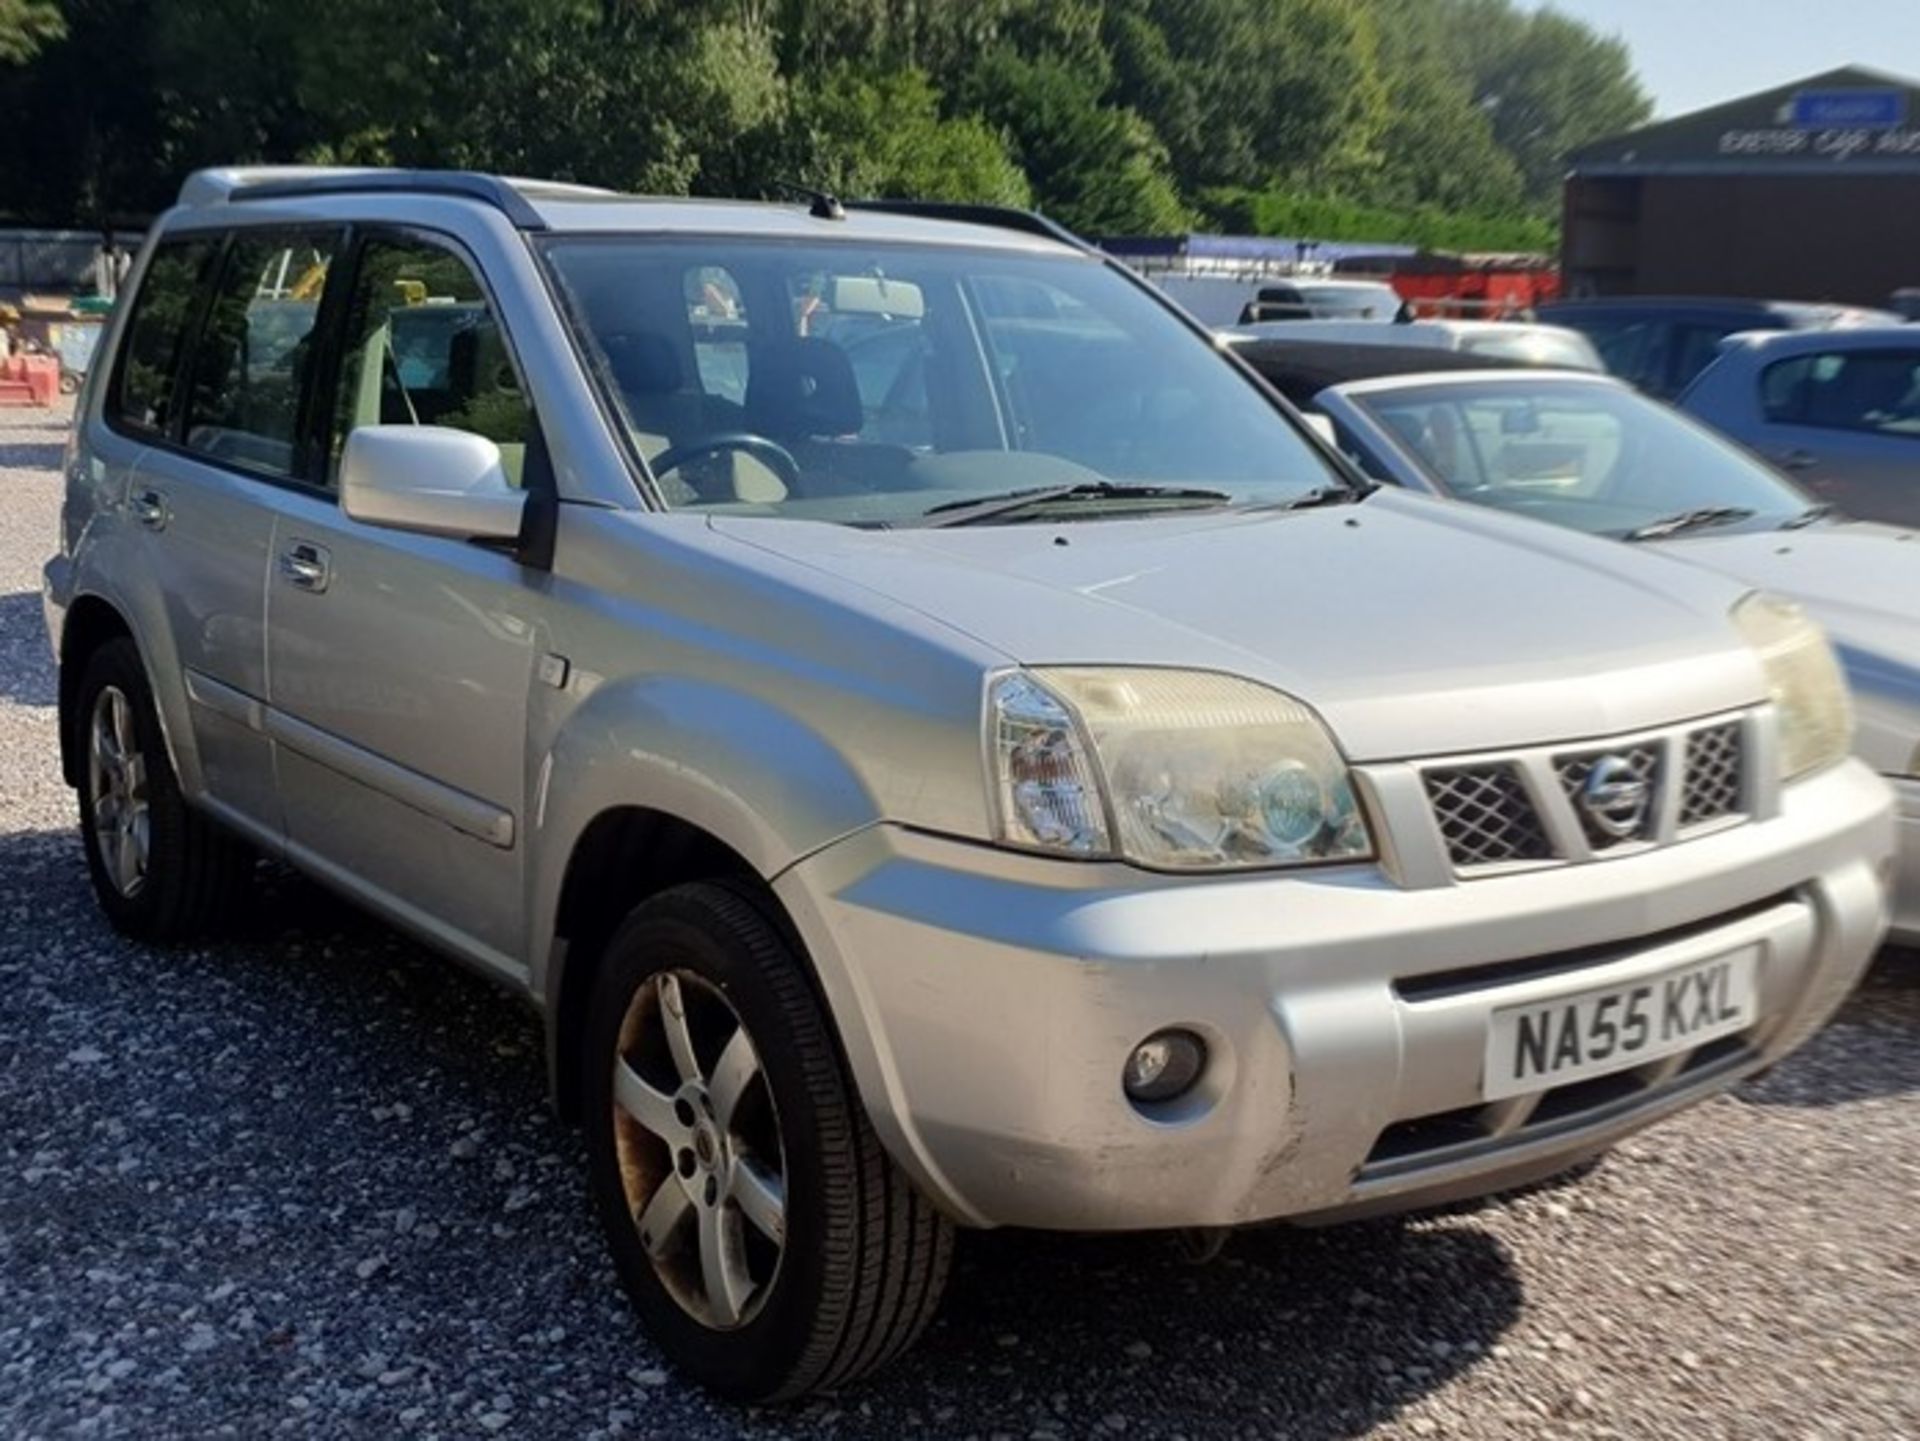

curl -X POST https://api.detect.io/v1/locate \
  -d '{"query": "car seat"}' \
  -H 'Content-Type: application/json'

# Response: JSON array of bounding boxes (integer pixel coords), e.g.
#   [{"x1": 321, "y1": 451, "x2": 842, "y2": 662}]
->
[
  {"x1": 603, "y1": 330, "x2": 785, "y2": 504},
  {"x1": 744, "y1": 337, "x2": 907, "y2": 494}
]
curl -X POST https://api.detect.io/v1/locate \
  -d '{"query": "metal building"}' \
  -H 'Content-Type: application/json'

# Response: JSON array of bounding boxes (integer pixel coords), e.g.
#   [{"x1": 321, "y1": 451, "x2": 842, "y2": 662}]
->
[{"x1": 1563, "y1": 66, "x2": 1920, "y2": 307}]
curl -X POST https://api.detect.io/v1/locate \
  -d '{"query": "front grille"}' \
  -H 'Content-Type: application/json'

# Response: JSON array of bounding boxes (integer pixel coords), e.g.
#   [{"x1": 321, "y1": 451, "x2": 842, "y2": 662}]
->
[
  {"x1": 1424, "y1": 765, "x2": 1553, "y2": 868},
  {"x1": 1555, "y1": 743, "x2": 1661, "y2": 849},
  {"x1": 1680, "y1": 722, "x2": 1744, "y2": 828},
  {"x1": 1418, "y1": 716, "x2": 1750, "y2": 875}
]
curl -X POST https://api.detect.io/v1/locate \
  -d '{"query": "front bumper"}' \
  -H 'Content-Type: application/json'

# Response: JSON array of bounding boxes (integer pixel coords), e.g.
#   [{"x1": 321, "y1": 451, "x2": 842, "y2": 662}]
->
[
  {"x1": 1892, "y1": 777, "x2": 1920, "y2": 945},
  {"x1": 776, "y1": 758, "x2": 1894, "y2": 1231}
]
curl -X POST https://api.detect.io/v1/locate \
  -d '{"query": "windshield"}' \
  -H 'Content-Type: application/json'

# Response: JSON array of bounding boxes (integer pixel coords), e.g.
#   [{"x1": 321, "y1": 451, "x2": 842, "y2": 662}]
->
[
  {"x1": 1296, "y1": 283, "x2": 1400, "y2": 319},
  {"x1": 541, "y1": 237, "x2": 1341, "y2": 525},
  {"x1": 1458, "y1": 328, "x2": 1605, "y2": 372},
  {"x1": 1349, "y1": 378, "x2": 1817, "y2": 537}
]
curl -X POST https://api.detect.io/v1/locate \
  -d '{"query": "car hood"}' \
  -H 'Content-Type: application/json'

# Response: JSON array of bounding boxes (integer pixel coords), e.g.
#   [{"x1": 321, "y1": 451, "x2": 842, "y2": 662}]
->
[
  {"x1": 1664, "y1": 521, "x2": 1920, "y2": 773},
  {"x1": 711, "y1": 491, "x2": 1763, "y2": 762},
  {"x1": 1668, "y1": 522, "x2": 1920, "y2": 657}
]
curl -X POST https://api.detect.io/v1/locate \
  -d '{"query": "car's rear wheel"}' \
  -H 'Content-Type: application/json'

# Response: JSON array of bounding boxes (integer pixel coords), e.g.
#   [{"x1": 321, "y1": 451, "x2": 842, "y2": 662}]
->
[
  {"x1": 74, "y1": 637, "x2": 250, "y2": 940},
  {"x1": 583, "y1": 881, "x2": 953, "y2": 1401}
]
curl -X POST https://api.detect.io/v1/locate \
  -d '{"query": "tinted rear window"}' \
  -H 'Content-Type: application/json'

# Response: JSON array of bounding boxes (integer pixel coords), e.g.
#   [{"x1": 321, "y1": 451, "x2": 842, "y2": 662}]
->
[{"x1": 110, "y1": 239, "x2": 218, "y2": 435}]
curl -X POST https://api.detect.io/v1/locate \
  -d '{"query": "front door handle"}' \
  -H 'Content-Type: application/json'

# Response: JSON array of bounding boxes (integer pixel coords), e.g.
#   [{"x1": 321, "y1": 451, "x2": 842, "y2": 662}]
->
[
  {"x1": 1780, "y1": 448, "x2": 1819, "y2": 471},
  {"x1": 130, "y1": 488, "x2": 169, "y2": 531},
  {"x1": 279, "y1": 540, "x2": 332, "y2": 593}
]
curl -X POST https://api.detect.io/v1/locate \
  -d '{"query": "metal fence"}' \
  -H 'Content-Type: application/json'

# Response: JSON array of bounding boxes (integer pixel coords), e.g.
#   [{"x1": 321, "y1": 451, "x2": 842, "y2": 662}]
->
[{"x1": 0, "y1": 228, "x2": 141, "y2": 294}]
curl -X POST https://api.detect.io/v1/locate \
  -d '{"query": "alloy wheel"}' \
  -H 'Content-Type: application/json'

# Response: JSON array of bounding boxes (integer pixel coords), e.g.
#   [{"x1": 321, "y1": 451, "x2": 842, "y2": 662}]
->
[
  {"x1": 87, "y1": 685, "x2": 150, "y2": 899},
  {"x1": 610, "y1": 970, "x2": 787, "y2": 1330}
]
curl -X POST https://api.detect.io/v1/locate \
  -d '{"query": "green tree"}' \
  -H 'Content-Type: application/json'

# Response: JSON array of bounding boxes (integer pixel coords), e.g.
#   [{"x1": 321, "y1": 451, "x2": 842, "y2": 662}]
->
[
  {"x1": 0, "y1": 0, "x2": 61, "y2": 63},
  {"x1": 1102, "y1": 0, "x2": 1388, "y2": 193},
  {"x1": 783, "y1": 66, "x2": 1030, "y2": 205},
  {"x1": 1402, "y1": 0, "x2": 1653, "y2": 207},
  {"x1": 288, "y1": 0, "x2": 785, "y2": 193},
  {"x1": 0, "y1": 0, "x2": 1658, "y2": 244},
  {"x1": 1362, "y1": 0, "x2": 1528, "y2": 215},
  {"x1": 962, "y1": 50, "x2": 1190, "y2": 234},
  {"x1": 775, "y1": 0, "x2": 1020, "y2": 76}
]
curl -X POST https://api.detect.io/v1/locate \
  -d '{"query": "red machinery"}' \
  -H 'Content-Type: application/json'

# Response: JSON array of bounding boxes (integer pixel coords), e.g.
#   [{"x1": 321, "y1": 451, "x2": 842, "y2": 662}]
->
[
  {"x1": 0, "y1": 352, "x2": 59, "y2": 407},
  {"x1": 1333, "y1": 252, "x2": 1563, "y2": 318}
]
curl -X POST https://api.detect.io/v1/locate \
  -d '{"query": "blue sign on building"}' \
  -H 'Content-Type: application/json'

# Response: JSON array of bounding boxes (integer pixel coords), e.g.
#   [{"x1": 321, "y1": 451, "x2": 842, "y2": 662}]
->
[{"x1": 1788, "y1": 89, "x2": 1907, "y2": 128}]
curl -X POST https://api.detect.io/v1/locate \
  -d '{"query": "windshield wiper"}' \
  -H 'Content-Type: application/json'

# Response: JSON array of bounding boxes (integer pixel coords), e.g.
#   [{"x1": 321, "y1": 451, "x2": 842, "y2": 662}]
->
[
  {"x1": 1277, "y1": 483, "x2": 1373, "y2": 510},
  {"x1": 1626, "y1": 506, "x2": 1755, "y2": 541},
  {"x1": 917, "y1": 482, "x2": 1233, "y2": 529},
  {"x1": 1780, "y1": 503, "x2": 1836, "y2": 530}
]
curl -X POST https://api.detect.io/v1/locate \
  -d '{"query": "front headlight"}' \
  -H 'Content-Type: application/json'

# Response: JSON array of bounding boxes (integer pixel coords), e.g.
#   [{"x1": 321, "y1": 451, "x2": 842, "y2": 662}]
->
[
  {"x1": 988, "y1": 668, "x2": 1373, "y2": 870},
  {"x1": 1732, "y1": 593, "x2": 1853, "y2": 780}
]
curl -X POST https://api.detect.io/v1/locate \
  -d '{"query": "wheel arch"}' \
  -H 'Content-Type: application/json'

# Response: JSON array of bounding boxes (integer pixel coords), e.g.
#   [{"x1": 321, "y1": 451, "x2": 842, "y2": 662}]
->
[
  {"x1": 544, "y1": 805, "x2": 827, "y2": 1123},
  {"x1": 532, "y1": 673, "x2": 882, "y2": 1109},
  {"x1": 58, "y1": 593, "x2": 141, "y2": 788}
]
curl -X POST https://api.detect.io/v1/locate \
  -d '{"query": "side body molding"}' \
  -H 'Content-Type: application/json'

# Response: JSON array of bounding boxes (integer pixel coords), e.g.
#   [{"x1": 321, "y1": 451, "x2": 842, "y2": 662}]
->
[
  {"x1": 529, "y1": 672, "x2": 882, "y2": 1006},
  {"x1": 183, "y1": 668, "x2": 517, "y2": 849}
]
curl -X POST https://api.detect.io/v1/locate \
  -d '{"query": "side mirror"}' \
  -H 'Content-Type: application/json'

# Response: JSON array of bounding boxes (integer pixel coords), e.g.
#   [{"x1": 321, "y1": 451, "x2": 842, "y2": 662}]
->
[{"x1": 340, "y1": 425, "x2": 526, "y2": 542}]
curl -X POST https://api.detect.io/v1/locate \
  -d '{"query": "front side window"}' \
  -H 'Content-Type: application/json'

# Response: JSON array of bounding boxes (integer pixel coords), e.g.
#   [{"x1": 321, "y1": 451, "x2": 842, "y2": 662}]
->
[
  {"x1": 544, "y1": 237, "x2": 1340, "y2": 525},
  {"x1": 329, "y1": 235, "x2": 534, "y2": 487},
  {"x1": 110, "y1": 238, "x2": 218, "y2": 436},
  {"x1": 1352, "y1": 378, "x2": 1814, "y2": 537},
  {"x1": 183, "y1": 231, "x2": 342, "y2": 477},
  {"x1": 1761, "y1": 350, "x2": 1920, "y2": 437}
]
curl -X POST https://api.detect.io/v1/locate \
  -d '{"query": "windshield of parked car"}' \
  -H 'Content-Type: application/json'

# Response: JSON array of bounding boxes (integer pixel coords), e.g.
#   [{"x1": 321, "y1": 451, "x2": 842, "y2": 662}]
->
[
  {"x1": 1348, "y1": 377, "x2": 1819, "y2": 537},
  {"x1": 1293, "y1": 283, "x2": 1401, "y2": 319},
  {"x1": 541, "y1": 236, "x2": 1345, "y2": 525},
  {"x1": 1457, "y1": 328, "x2": 1605, "y2": 373}
]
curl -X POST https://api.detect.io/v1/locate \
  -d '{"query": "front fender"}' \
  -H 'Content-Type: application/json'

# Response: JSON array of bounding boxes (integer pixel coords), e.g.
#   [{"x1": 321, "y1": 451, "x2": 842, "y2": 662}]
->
[{"x1": 530, "y1": 673, "x2": 880, "y2": 1003}]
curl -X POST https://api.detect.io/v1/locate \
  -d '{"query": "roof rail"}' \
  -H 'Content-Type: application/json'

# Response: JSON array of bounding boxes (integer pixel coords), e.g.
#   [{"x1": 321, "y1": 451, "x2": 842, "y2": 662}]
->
[
  {"x1": 843, "y1": 199, "x2": 1092, "y2": 253},
  {"x1": 177, "y1": 167, "x2": 559, "y2": 231}
]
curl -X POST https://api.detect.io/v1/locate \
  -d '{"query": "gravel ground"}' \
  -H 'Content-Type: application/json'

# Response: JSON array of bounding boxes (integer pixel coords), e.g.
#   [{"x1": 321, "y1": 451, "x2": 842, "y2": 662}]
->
[{"x1": 0, "y1": 400, "x2": 1915, "y2": 1440}]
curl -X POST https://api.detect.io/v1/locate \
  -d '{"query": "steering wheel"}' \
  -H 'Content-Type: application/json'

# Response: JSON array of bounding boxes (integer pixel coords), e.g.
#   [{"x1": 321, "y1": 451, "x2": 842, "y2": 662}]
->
[{"x1": 648, "y1": 433, "x2": 803, "y2": 497}]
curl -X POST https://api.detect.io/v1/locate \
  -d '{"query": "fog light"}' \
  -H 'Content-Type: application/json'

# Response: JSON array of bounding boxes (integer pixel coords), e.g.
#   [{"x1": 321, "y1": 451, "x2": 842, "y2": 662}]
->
[{"x1": 1123, "y1": 1029, "x2": 1206, "y2": 1103}]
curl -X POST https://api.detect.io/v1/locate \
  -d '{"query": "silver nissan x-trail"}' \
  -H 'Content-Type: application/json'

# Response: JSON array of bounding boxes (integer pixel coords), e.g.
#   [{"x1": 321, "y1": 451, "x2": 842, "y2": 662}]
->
[{"x1": 44, "y1": 167, "x2": 1895, "y2": 1400}]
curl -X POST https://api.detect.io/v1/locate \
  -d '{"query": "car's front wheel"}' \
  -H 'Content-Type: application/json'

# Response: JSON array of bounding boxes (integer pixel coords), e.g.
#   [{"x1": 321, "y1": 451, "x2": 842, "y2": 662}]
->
[{"x1": 583, "y1": 881, "x2": 953, "y2": 1401}]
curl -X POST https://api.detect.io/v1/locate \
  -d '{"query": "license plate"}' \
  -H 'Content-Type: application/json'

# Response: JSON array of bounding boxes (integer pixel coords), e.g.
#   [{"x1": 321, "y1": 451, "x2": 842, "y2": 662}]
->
[{"x1": 1484, "y1": 948, "x2": 1759, "y2": 1101}]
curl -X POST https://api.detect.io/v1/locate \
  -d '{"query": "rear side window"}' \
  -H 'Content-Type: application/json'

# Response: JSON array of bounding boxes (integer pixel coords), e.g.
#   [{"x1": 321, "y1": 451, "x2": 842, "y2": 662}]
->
[
  {"x1": 1762, "y1": 350, "x2": 1920, "y2": 436},
  {"x1": 184, "y1": 231, "x2": 343, "y2": 478},
  {"x1": 109, "y1": 239, "x2": 217, "y2": 435}
]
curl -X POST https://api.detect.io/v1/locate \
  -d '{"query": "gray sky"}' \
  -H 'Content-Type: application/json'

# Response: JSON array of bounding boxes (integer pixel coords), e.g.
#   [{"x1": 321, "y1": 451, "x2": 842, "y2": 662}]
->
[{"x1": 1520, "y1": 0, "x2": 1920, "y2": 117}]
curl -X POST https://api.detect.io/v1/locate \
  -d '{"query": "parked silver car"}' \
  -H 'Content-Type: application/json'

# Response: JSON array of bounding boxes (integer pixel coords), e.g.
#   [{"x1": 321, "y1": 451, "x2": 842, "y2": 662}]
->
[
  {"x1": 43, "y1": 168, "x2": 1896, "y2": 1401},
  {"x1": 1680, "y1": 327, "x2": 1920, "y2": 529},
  {"x1": 1233, "y1": 342, "x2": 1920, "y2": 947},
  {"x1": 1227, "y1": 317, "x2": 1606, "y2": 372}
]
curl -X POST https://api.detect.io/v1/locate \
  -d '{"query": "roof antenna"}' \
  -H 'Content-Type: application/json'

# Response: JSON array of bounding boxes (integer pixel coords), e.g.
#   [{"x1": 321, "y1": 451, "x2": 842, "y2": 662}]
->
[{"x1": 772, "y1": 179, "x2": 846, "y2": 221}]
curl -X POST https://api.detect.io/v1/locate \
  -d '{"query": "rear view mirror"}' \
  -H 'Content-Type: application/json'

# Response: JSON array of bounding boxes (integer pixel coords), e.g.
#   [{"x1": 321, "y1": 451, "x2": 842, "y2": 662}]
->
[
  {"x1": 340, "y1": 425, "x2": 526, "y2": 542},
  {"x1": 1501, "y1": 405, "x2": 1542, "y2": 435},
  {"x1": 828, "y1": 275, "x2": 925, "y2": 318}
]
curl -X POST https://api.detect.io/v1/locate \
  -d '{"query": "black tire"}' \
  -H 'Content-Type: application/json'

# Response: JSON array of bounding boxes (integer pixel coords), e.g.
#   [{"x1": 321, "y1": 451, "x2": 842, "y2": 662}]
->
[
  {"x1": 72, "y1": 637, "x2": 251, "y2": 940},
  {"x1": 583, "y1": 881, "x2": 953, "y2": 1402}
]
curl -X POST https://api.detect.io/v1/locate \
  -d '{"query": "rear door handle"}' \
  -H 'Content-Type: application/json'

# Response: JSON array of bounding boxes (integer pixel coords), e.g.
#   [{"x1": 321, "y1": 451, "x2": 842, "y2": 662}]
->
[
  {"x1": 130, "y1": 488, "x2": 169, "y2": 530},
  {"x1": 1780, "y1": 449, "x2": 1819, "y2": 471},
  {"x1": 279, "y1": 540, "x2": 332, "y2": 593}
]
